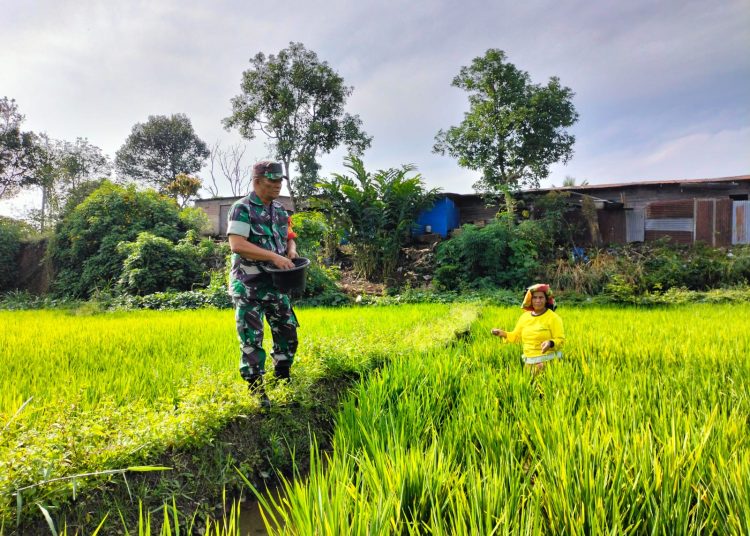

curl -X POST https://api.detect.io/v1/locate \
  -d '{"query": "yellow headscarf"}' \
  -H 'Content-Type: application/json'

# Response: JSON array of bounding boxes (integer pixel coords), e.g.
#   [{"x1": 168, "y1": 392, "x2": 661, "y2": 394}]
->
[{"x1": 522, "y1": 283, "x2": 556, "y2": 311}]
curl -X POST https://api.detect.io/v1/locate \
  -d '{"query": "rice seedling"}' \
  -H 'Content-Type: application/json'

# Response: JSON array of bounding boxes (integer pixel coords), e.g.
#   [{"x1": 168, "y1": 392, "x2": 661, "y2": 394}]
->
[
  {"x1": 257, "y1": 304, "x2": 750, "y2": 534},
  {"x1": 0, "y1": 304, "x2": 478, "y2": 529}
]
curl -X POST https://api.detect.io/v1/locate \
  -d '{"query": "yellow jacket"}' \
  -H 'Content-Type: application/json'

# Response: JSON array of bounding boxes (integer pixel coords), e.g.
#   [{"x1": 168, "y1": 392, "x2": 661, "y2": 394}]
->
[{"x1": 504, "y1": 309, "x2": 565, "y2": 357}]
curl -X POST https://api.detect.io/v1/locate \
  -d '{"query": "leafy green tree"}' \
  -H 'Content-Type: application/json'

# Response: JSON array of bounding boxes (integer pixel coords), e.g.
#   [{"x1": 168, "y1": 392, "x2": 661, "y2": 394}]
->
[
  {"x1": 315, "y1": 156, "x2": 438, "y2": 281},
  {"x1": 433, "y1": 49, "x2": 578, "y2": 211},
  {"x1": 115, "y1": 113, "x2": 209, "y2": 194},
  {"x1": 29, "y1": 135, "x2": 111, "y2": 231},
  {"x1": 48, "y1": 181, "x2": 203, "y2": 298},
  {"x1": 224, "y1": 42, "x2": 372, "y2": 207},
  {"x1": 165, "y1": 173, "x2": 202, "y2": 208},
  {"x1": 0, "y1": 97, "x2": 40, "y2": 199}
]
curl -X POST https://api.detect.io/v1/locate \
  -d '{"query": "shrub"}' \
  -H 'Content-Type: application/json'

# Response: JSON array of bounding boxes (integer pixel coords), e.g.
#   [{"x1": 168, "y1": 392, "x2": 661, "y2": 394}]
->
[
  {"x1": 48, "y1": 181, "x2": 203, "y2": 298},
  {"x1": 117, "y1": 232, "x2": 206, "y2": 295},
  {"x1": 296, "y1": 262, "x2": 350, "y2": 307},
  {"x1": 433, "y1": 215, "x2": 550, "y2": 291},
  {"x1": 728, "y1": 246, "x2": 750, "y2": 284},
  {"x1": 291, "y1": 211, "x2": 329, "y2": 259}
]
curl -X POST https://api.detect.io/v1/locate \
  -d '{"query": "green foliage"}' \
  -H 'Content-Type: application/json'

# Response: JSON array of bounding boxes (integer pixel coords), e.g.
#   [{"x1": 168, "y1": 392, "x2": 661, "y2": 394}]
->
[
  {"x1": 434, "y1": 215, "x2": 550, "y2": 291},
  {"x1": 315, "y1": 155, "x2": 439, "y2": 282},
  {"x1": 290, "y1": 211, "x2": 331, "y2": 259},
  {"x1": 48, "y1": 181, "x2": 203, "y2": 298},
  {"x1": 0, "y1": 97, "x2": 40, "y2": 199},
  {"x1": 115, "y1": 113, "x2": 210, "y2": 192},
  {"x1": 223, "y1": 42, "x2": 372, "y2": 202},
  {"x1": 25, "y1": 136, "x2": 112, "y2": 231},
  {"x1": 297, "y1": 263, "x2": 350, "y2": 307},
  {"x1": 728, "y1": 245, "x2": 750, "y2": 283},
  {"x1": 527, "y1": 190, "x2": 585, "y2": 249},
  {"x1": 433, "y1": 49, "x2": 578, "y2": 195},
  {"x1": 116, "y1": 232, "x2": 206, "y2": 295},
  {"x1": 165, "y1": 172, "x2": 203, "y2": 208}
]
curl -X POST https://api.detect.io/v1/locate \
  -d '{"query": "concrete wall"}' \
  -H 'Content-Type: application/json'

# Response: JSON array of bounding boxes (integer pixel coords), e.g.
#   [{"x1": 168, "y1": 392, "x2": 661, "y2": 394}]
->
[{"x1": 15, "y1": 239, "x2": 53, "y2": 294}]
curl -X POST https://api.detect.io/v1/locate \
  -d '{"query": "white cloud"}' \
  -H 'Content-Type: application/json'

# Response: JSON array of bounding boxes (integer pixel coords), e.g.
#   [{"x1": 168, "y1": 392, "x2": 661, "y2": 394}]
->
[{"x1": 550, "y1": 126, "x2": 750, "y2": 184}]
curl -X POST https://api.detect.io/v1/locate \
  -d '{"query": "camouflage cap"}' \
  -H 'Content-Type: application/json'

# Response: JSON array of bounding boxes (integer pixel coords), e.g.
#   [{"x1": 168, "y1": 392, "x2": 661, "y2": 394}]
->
[{"x1": 253, "y1": 160, "x2": 287, "y2": 179}]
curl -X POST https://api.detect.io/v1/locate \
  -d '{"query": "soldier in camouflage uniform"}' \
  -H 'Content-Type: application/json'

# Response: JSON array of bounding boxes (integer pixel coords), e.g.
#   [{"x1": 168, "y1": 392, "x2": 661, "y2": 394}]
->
[{"x1": 227, "y1": 161, "x2": 299, "y2": 402}]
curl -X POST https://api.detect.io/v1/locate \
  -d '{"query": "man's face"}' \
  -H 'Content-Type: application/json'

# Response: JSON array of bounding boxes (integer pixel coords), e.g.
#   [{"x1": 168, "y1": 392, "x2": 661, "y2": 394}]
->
[{"x1": 254, "y1": 176, "x2": 283, "y2": 202}]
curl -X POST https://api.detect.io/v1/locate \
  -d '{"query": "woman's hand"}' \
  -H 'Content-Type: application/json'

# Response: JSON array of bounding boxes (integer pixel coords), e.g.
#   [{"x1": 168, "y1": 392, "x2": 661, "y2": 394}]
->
[
  {"x1": 540, "y1": 340, "x2": 553, "y2": 353},
  {"x1": 491, "y1": 328, "x2": 506, "y2": 338}
]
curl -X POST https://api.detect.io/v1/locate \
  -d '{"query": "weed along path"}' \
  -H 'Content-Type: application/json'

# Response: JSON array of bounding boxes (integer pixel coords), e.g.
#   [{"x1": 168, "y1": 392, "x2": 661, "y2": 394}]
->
[{"x1": 0, "y1": 304, "x2": 479, "y2": 534}]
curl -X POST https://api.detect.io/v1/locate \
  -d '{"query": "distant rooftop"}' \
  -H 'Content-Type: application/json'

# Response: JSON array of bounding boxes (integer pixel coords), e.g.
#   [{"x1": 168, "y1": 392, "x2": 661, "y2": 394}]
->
[{"x1": 529, "y1": 174, "x2": 750, "y2": 193}]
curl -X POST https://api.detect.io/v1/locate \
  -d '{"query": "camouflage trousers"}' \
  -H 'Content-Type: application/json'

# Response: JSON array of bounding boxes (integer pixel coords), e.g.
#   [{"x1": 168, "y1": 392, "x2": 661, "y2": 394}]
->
[{"x1": 233, "y1": 286, "x2": 298, "y2": 381}]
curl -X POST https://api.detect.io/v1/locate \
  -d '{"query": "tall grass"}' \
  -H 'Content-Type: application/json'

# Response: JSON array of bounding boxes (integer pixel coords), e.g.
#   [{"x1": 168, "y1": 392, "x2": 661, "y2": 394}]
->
[
  {"x1": 259, "y1": 304, "x2": 750, "y2": 534},
  {"x1": 0, "y1": 304, "x2": 479, "y2": 527}
]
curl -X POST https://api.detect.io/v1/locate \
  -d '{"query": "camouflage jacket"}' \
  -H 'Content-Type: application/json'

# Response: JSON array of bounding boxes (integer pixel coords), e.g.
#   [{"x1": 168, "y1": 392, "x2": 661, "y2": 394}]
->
[{"x1": 227, "y1": 192, "x2": 294, "y2": 297}]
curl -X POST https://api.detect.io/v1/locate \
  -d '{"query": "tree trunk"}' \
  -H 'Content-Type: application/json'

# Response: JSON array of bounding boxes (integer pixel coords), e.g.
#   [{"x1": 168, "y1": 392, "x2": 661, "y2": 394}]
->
[{"x1": 282, "y1": 160, "x2": 297, "y2": 212}]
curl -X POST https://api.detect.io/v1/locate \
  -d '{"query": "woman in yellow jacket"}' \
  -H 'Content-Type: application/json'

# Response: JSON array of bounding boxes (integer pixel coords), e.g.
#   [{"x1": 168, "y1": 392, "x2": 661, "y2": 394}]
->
[{"x1": 491, "y1": 283, "x2": 564, "y2": 373}]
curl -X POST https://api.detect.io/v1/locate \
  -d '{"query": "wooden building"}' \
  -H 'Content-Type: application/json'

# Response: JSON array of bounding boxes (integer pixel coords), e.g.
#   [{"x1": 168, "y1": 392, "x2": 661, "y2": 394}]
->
[{"x1": 532, "y1": 175, "x2": 750, "y2": 246}]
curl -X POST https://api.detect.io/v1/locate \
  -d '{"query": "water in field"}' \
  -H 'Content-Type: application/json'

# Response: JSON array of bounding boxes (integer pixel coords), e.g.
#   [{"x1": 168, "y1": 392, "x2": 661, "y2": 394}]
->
[{"x1": 239, "y1": 483, "x2": 289, "y2": 535}]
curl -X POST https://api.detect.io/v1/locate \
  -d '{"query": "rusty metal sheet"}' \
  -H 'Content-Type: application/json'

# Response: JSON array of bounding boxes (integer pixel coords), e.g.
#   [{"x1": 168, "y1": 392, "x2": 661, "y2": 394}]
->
[
  {"x1": 695, "y1": 199, "x2": 714, "y2": 244},
  {"x1": 734, "y1": 201, "x2": 750, "y2": 244},
  {"x1": 646, "y1": 199, "x2": 694, "y2": 219},
  {"x1": 715, "y1": 199, "x2": 732, "y2": 247}
]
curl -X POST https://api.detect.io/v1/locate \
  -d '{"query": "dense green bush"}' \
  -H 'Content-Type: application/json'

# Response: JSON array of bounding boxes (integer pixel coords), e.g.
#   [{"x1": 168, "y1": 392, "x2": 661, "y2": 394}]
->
[
  {"x1": 48, "y1": 181, "x2": 204, "y2": 298},
  {"x1": 288, "y1": 211, "x2": 350, "y2": 306},
  {"x1": 110, "y1": 269, "x2": 231, "y2": 309},
  {"x1": 728, "y1": 245, "x2": 750, "y2": 283},
  {"x1": 433, "y1": 215, "x2": 551, "y2": 291},
  {"x1": 296, "y1": 263, "x2": 350, "y2": 306},
  {"x1": 290, "y1": 211, "x2": 329, "y2": 259},
  {"x1": 641, "y1": 241, "x2": 727, "y2": 291},
  {"x1": 116, "y1": 232, "x2": 206, "y2": 295}
]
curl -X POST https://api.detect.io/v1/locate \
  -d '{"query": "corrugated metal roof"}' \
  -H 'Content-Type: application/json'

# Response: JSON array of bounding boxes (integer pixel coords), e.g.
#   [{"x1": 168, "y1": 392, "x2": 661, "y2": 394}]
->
[{"x1": 530, "y1": 175, "x2": 750, "y2": 193}]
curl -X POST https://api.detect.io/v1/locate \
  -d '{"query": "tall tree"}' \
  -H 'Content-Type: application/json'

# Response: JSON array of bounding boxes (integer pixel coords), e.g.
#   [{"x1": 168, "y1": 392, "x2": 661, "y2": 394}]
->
[
  {"x1": 433, "y1": 49, "x2": 578, "y2": 212},
  {"x1": 223, "y1": 42, "x2": 372, "y2": 208},
  {"x1": 28, "y1": 135, "x2": 111, "y2": 231},
  {"x1": 0, "y1": 97, "x2": 40, "y2": 199},
  {"x1": 115, "y1": 113, "x2": 210, "y2": 194}
]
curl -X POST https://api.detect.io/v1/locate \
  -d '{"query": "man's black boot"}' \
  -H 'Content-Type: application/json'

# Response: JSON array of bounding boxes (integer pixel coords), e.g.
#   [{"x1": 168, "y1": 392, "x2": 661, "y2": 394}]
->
[
  {"x1": 247, "y1": 374, "x2": 271, "y2": 410},
  {"x1": 274, "y1": 363, "x2": 291, "y2": 383}
]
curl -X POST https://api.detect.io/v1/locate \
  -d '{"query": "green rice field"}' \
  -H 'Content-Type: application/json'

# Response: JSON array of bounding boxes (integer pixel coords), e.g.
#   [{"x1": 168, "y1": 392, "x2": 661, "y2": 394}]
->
[{"x1": 1, "y1": 303, "x2": 748, "y2": 534}]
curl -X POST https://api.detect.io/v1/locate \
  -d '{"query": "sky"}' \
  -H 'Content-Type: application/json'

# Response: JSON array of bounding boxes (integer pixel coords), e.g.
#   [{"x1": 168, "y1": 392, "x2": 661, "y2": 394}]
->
[{"x1": 2, "y1": 0, "x2": 749, "y2": 217}]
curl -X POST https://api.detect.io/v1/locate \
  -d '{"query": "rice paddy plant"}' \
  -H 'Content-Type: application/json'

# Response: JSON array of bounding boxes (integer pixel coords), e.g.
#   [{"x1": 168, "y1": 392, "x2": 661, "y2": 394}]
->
[
  {"x1": 0, "y1": 304, "x2": 479, "y2": 528},
  {"x1": 258, "y1": 304, "x2": 749, "y2": 534}
]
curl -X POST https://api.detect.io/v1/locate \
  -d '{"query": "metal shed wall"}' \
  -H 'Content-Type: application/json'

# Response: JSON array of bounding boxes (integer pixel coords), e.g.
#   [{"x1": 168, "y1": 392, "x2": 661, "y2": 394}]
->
[{"x1": 597, "y1": 209, "x2": 626, "y2": 244}]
